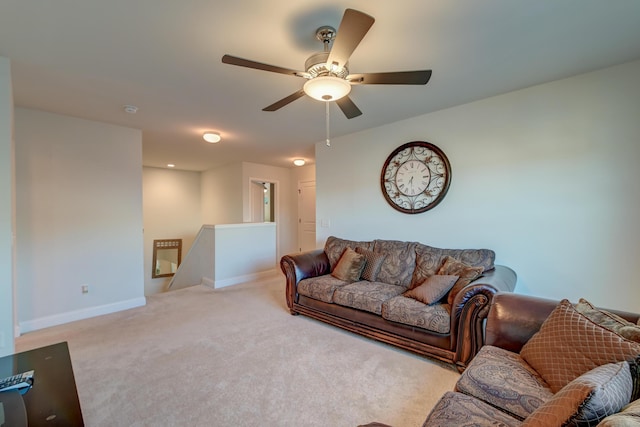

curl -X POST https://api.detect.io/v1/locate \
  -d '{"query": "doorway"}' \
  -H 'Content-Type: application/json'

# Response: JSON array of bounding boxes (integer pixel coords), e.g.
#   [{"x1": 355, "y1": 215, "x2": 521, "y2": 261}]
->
[{"x1": 251, "y1": 181, "x2": 275, "y2": 223}]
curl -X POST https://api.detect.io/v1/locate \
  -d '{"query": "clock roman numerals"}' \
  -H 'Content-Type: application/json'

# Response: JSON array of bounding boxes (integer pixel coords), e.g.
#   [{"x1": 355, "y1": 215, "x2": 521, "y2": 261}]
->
[{"x1": 394, "y1": 160, "x2": 431, "y2": 196}]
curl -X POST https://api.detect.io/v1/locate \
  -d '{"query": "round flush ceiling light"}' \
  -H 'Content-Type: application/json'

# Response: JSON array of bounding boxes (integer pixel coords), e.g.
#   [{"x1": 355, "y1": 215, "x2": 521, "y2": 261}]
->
[
  {"x1": 203, "y1": 132, "x2": 221, "y2": 143},
  {"x1": 293, "y1": 159, "x2": 306, "y2": 166},
  {"x1": 123, "y1": 105, "x2": 138, "y2": 114},
  {"x1": 303, "y1": 76, "x2": 351, "y2": 101}
]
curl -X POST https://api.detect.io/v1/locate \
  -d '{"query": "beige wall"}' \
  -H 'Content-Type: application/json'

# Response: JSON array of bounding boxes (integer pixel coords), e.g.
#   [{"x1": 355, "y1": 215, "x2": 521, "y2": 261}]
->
[
  {"x1": 201, "y1": 163, "x2": 243, "y2": 224},
  {"x1": 0, "y1": 57, "x2": 14, "y2": 356},
  {"x1": 14, "y1": 108, "x2": 145, "y2": 332},
  {"x1": 316, "y1": 59, "x2": 640, "y2": 312}
]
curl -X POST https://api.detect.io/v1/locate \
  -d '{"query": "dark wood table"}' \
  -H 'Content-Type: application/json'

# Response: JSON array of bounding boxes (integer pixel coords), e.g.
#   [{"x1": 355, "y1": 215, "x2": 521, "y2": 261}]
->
[{"x1": 0, "y1": 342, "x2": 84, "y2": 426}]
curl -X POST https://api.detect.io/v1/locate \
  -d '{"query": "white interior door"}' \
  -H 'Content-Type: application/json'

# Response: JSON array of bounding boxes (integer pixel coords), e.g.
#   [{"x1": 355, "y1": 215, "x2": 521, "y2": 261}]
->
[{"x1": 298, "y1": 180, "x2": 316, "y2": 252}]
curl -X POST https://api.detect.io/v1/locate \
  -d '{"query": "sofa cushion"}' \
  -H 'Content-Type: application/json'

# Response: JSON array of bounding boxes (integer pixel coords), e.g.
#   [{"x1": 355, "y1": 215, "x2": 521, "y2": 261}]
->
[
  {"x1": 455, "y1": 345, "x2": 553, "y2": 420},
  {"x1": 576, "y1": 298, "x2": 640, "y2": 342},
  {"x1": 404, "y1": 275, "x2": 459, "y2": 305},
  {"x1": 297, "y1": 275, "x2": 349, "y2": 303},
  {"x1": 436, "y1": 256, "x2": 484, "y2": 306},
  {"x1": 355, "y1": 247, "x2": 386, "y2": 282},
  {"x1": 381, "y1": 296, "x2": 451, "y2": 334},
  {"x1": 372, "y1": 240, "x2": 417, "y2": 288},
  {"x1": 597, "y1": 397, "x2": 640, "y2": 426},
  {"x1": 522, "y1": 362, "x2": 633, "y2": 427},
  {"x1": 411, "y1": 244, "x2": 495, "y2": 287},
  {"x1": 423, "y1": 391, "x2": 523, "y2": 427},
  {"x1": 333, "y1": 282, "x2": 405, "y2": 315},
  {"x1": 520, "y1": 299, "x2": 640, "y2": 393},
  {"x1": 331, "y1": 248, "x2": 366, "y2": 282},
  {"x1": 324, "y1": 236, "x2": 374, "y2": 270}
]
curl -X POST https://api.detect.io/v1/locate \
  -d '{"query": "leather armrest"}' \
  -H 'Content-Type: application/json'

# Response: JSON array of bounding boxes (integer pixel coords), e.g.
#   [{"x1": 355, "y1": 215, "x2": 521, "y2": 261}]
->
[
  {"x1": 451, "y1": 265, "x2": 518, "y2": 321},
  {"x1": 485, "y1": 292, "x2": 557, "y2": 353},
  {"x1": 450, "y1": 265, "x2": 517, "y2": 368},
  {"x1": 280, "y1": 249, "x2": 330, "y2": 282},
  {"x1": 280, "y1": 249, "x2": 330, "y2": 312}
]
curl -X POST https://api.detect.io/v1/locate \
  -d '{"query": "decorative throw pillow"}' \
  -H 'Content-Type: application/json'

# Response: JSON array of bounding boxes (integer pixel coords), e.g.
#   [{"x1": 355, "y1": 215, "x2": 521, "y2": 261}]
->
[
  {"x1": 520, "y1": 299, "x2": 640, "y2": 393},
  {"x1": 324, "y1": 236, "x2": 373, "y2": 270},
  {"x1": 436, "y1": 256, "x2": 483, "y2": 306},
  {"x1": 522, "y1": 362, "x2": 633, "y2": 427},
  {"x1": 331, "y1": 247, "x2": 366, "y2": 282},
  {"x1": 403, "y1": 275, "x2": 459, "y2": 305},
  {"x1": 576, "y1": 298, "x2": 640, "y2": 342},
  {"x1": 597, "y1": 397, "x2": 640, "y2": 427},
  {"x1": 355, "y1": 247, "x2": 386, "y2": 282}
]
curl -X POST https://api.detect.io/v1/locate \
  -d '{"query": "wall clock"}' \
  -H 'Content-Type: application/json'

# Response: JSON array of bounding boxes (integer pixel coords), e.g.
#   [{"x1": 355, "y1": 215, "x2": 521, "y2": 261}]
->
[{"x1": 380, "y1": 141, "x2": 451, "y2": 214}]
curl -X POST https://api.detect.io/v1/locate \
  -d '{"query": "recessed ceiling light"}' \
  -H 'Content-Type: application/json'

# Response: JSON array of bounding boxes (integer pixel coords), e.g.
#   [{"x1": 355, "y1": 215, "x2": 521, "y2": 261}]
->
[
  {"x1": 203, "y1": 132, "x2": 221, "y2": 143},
  {"x1": 167, "y1": 164, "x2": 175, "y2": 168},
  {"x1": 293, "y1": 159, "x2": 305, "y2": 166},
  {"x1": 123, "y1": 105, "x2": 138, "y2": 114}
]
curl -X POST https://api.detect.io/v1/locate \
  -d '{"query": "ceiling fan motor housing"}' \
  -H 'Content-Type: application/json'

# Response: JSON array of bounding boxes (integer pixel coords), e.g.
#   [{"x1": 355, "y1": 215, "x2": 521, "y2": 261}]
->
[{"x1": 305, "y1": 51, "x2": 349, "y2": 79}]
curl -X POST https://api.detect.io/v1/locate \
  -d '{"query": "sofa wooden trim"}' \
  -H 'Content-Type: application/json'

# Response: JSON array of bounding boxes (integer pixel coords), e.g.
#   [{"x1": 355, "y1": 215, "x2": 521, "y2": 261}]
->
[{"x1": 280, "y1": 249, "x2": 517, "y2": 371}]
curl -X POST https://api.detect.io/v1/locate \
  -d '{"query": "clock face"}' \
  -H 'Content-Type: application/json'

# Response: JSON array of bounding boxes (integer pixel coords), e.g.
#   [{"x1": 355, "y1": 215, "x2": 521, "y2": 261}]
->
[
  {"x1": 380, "y1": 141, "x2": 451, "y2": 214},
  {"x1": 395, "y1": 160, "x2": 430, "y2": 196}
]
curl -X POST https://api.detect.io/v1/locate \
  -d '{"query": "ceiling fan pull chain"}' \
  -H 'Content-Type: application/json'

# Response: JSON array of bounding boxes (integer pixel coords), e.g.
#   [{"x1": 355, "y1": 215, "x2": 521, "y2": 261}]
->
[{"x1": 325, "y1": 102, "x2": 331, "y2": 146}]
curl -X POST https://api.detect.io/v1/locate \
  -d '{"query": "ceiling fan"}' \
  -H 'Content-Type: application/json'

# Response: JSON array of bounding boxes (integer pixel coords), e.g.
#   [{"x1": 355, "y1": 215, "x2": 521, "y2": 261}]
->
[{"x1": 221, "y1": 8, "x2": 432, "y2": 119}]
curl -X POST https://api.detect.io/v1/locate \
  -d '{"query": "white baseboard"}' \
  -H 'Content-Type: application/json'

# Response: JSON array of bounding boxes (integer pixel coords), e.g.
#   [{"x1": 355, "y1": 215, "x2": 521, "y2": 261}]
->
[
  {"x1": 201, "y1": 277, "x2": 215, "y2": 289},
  {"x1": 18, "y1": 297, "x2": 147, "y2": 335},
  {"x1": 212, "y1": 269, "x2": 278, "y2": 289}
]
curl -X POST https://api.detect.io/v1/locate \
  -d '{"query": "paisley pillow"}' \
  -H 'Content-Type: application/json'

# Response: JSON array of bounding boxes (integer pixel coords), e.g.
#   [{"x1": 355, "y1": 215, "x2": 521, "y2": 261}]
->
[
  {"x1": 404, "y1": 275, "x2": 459, "y2": 305},
  {"x1": 436, "y1": 256, "x2": 483, "y2": 305}
]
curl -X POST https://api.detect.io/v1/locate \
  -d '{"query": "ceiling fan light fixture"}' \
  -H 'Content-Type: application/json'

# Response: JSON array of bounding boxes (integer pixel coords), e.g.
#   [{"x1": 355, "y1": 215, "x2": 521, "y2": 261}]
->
[
  {"x1": 203, "y1": 132, "x2": 221, "y2": 143},
  {"x1": 303, "y1": 76, "x2": 351, "y2": 102}
]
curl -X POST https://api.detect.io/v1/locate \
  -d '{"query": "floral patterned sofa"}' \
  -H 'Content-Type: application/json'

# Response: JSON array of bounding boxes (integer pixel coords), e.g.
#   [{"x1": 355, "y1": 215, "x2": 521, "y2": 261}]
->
[
  {"x1": 280, "y1": 236, "x2": 517, "y2": 370},
  {"x1": 423, "y1": 292, "x2": 640, "y2": 426}
]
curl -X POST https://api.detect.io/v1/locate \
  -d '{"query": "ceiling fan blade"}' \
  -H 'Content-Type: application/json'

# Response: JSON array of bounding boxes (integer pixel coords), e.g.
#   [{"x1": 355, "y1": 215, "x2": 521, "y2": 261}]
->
[
  {"x1": 348, "y1": 70, "x2": 432, "y2": 85},
  {"x1": 326, "y1": 9, "x2": 375, "y2": 71},
  {"x1": 262, "y1": 90, "x2": 306, "y2": 112},
  {"x1": 222, "y1": 54, "x2": 306, "y2": 77},
  {"x1": 336, "y1": 96, "x2": 362, "y2": 119}
]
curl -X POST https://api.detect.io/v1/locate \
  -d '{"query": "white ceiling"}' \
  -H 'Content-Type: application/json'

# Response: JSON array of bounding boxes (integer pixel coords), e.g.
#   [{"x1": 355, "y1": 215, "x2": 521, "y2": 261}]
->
[{"x1": 2, "y1": 1, "x2": 640, "y2": 171}]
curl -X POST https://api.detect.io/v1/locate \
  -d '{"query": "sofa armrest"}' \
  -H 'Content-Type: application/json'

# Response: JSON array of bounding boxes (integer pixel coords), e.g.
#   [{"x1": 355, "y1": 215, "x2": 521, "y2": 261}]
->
[
  {"x1": 280, "y1": 249, "x2": 330, "y2": 313},
  {"x1": 485, "y1": 292, "x2": 557, "y2": 354},
  {"x1": 485, "y1": 292, "x2": 640, "y2": 354},
  {"x1": 450, "y1": 265, "x2": 517, "y2": 369}
]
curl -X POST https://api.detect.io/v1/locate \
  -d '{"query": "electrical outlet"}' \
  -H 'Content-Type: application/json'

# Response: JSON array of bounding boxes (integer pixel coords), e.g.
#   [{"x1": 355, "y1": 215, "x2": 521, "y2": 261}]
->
[{"x1": 81, "y1": 285, "x2": 89, "y2": 294}]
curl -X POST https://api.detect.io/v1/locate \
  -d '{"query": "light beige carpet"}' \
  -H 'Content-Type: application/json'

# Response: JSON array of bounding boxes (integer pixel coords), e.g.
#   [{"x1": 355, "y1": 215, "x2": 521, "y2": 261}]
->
[{"x1": 16, "y1": 275, "x2": 459, "y2": 427}]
